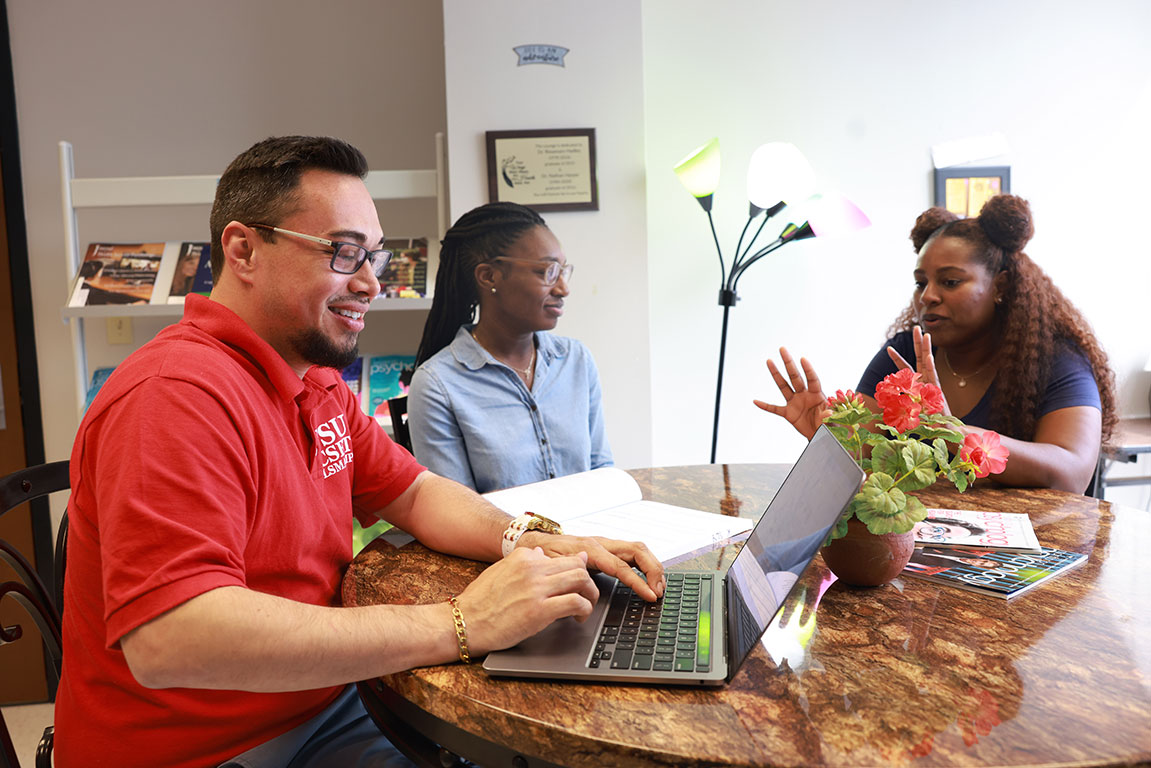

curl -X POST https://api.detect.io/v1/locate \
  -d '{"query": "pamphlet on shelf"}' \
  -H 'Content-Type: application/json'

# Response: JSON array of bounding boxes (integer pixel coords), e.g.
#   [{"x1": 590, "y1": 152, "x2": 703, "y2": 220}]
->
[
  {"x1": 367, "y1": 355, "x2": 415, "y2": 422},
  {"x1": 483, "y1": 467, "x2": 755, "y2": 565},
  {"x1": 69, "y1": 242, "x2": 167, "y2": 306},
  {"x1": 84, "y1": 367, "x2": 117, "y2": 413},
  {"x1": 166, "y1": 242, "x2": 213, "y2": 304},
  {"x1": 379, "y1": 238, "x2": 428, "y2": 298},
  {"x1": 902, "y1": 545, "x2": 1086, "y2": 599},
  {"x1": 340, "y1": 358, "x2": 365, "y2": 411},
  {"x1": 914, "y1": 508, "x2": 1041, "y2": 554}
]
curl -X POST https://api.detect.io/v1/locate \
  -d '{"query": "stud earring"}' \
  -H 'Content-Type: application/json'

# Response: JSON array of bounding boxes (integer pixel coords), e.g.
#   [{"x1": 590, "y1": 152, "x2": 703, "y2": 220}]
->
[{"x1": 491, "y1": 287, "x2": 497, "y2": 294}]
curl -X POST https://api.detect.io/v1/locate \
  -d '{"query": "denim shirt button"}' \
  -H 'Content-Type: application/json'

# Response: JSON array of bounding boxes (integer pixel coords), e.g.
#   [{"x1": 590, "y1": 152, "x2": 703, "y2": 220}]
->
[
  {"x1": 549, "y1": 473, "x2": 555, "y2": 478},
  {"x1": 530, "y1": 403, "x2": 538, "y2": 412},
  {"x1": 541, "y1": 438, "x2": 548, "y2": 445}
]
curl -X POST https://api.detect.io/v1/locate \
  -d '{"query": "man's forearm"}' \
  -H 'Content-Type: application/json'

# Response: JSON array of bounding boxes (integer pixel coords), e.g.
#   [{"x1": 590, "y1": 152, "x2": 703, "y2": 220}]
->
[
  {"x1": 383, "y1": 471, "x2": 511, "y2": 562},
  {"x1": 121, "y1": 585, "x2": 459, "y2": 692}
]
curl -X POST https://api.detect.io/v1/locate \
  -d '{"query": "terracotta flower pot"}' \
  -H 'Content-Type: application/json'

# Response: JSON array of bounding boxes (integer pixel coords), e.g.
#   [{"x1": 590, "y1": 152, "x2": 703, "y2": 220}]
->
[{"x1": 821, "y1": 516, "x2": 915, "y2": 587}]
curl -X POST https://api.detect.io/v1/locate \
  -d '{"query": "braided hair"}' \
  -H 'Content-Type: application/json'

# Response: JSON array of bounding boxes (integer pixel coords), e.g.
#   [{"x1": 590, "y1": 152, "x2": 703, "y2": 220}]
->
[
  {"x1": 888, "y1": 194, "x2": 1117, "y2": 446},
  {"x1": 412, "y1": 202, "x2": 547, "y2": 371}
]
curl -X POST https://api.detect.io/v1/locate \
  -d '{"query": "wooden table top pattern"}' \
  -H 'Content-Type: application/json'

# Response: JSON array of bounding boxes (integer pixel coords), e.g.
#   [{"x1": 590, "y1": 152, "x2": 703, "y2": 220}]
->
[{"x1": 342, "y1": 465, "x2": 1151, "y2": 767}]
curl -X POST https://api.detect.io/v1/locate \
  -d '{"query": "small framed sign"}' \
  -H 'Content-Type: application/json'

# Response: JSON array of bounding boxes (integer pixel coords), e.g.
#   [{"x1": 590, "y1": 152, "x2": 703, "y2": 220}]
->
[
  {"x1": 933, "y1": 166, "x2": 1010, "y2": 218},
  {"x1": 485, "y1": 128, "x2": 598, "y2": 212}
]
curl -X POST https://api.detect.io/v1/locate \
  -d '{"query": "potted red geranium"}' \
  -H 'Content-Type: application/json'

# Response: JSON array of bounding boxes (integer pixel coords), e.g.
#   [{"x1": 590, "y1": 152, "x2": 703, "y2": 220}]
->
[{"x1": 820, "y1": 368, "x2": 1009, "y2": 585}]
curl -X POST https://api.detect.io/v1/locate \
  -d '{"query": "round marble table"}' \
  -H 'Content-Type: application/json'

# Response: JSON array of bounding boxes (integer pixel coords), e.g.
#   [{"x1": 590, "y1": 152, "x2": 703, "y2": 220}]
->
[{"x1": 342, "y1": 464, "x2": 1151, "y2": 767}]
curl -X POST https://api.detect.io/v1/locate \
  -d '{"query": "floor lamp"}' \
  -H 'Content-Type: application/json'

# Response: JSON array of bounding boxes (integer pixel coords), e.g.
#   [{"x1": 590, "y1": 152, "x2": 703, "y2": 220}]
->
[{"x1": 673, "y1": 138, "x2": 870, "y2": 463}]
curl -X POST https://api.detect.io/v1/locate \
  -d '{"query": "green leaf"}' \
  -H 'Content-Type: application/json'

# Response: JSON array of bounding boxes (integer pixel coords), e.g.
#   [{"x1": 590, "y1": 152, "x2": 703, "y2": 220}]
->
[
  {"x1": 899, "y1": 441, "x2": 938, "y2": 491},
  {"x1": 854, "y1": 472, "x2": 905, "y2": 519},
  {"x1": 870, "y1": 440, "x2": 903, "y2": 477},
  {"x1": 911, "y1": 425, "x2": 964, "y2": 443},
  {"x1": 863, "y1": 492, "x2": 928, "y2": 535},
  {"x1": 826, "y1": 405, "x2": 875, "y2": 427},
  {"x1": 932, "y1": 438, "x2": 952, "y2": 471}
]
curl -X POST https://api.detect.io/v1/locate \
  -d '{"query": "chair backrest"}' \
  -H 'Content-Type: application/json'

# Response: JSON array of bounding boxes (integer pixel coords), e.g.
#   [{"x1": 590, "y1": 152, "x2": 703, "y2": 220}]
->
[
  {"x1": 1, "y1": 460, "x2": 69, "y2": 768},
  {"x1": 388, "y1": 395, "x2": 412, "y2": 454}
]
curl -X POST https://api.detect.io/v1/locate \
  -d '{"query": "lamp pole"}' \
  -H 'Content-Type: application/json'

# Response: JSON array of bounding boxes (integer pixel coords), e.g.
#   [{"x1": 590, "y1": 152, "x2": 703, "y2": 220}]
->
[{"x1": 708, "y1": 213, "x2": 813, "y2": 463}]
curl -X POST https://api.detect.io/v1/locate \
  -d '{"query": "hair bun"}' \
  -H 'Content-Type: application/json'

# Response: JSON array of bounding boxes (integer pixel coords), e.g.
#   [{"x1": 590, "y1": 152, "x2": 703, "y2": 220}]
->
[
  {"x1": 910, "y1": 207, "x2": 958, "y2": 252},
  {"x1": 978, "y1": 194, "x2": 1034, "y2": 253}
]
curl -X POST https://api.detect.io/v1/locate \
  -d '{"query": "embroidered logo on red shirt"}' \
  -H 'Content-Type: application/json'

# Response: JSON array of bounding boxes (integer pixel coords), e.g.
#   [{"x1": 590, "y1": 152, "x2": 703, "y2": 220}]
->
[{"x1": 316, "y1": 414, "x2": 353, "y2": 478}]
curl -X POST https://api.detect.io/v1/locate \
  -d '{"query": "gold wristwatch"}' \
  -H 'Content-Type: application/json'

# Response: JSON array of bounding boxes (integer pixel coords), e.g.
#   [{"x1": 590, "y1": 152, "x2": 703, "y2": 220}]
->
[{"x1": 501, "y1": 511, "x2": 564, "y2": 557}]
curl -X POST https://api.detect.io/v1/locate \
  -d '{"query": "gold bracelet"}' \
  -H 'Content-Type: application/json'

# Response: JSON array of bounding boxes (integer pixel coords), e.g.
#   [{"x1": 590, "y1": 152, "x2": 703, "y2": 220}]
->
[{"x1": 447, "y1": 595, "x2": 471, "y2": 664}]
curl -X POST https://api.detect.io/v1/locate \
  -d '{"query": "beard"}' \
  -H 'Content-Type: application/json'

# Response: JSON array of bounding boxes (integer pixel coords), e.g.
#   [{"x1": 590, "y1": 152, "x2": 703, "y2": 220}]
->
[{"x1": 291, "y1": 328, "x2": 360, "y2": 371}]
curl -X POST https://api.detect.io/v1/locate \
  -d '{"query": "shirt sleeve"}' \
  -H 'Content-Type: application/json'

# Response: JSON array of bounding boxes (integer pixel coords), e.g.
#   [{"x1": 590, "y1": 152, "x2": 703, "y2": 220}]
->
[
  {"x1": 79, "y1": 378, "x2": 257, "y2": 646},
  {"x1": 1040, "y1": 341, "x2": 1102, "y2": 415},
  {"x1": 584, "y1": 346, "x2": 614, "y2": 469},
  {"x1": 407, "y1": 364, "x2": 478, "y2": 490}
]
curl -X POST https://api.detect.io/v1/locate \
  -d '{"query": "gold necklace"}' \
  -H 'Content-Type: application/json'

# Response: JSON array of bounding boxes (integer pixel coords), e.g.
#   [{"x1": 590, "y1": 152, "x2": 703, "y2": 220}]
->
[
  {"x1": 943, "y1": 349, "x2": 991, "y2": 388},
  {"x1": 472, "y1": 331, "x2": 536, "y2": 379}
]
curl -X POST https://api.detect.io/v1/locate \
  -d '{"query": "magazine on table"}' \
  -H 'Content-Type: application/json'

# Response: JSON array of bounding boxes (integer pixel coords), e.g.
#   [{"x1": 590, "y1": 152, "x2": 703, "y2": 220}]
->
[
  {"x1": 902, "y1": 545, "x2": 1086, "y2": 599},
  {"x1": 913, "y1": 508, "x2": 1041, "y2": 554}
]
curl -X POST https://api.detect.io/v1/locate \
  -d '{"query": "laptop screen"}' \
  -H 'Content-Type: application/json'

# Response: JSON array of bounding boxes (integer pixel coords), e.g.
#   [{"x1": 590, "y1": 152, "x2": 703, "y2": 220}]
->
[{"x1": 723, "y1": 426, "x2": 863, "y2": 678}]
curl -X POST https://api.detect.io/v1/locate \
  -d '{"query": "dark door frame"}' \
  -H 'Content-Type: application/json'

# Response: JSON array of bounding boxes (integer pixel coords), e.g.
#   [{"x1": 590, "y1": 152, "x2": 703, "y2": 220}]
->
[{"x1": 2, "y1": 0, "x2": 56, "y2": 684}]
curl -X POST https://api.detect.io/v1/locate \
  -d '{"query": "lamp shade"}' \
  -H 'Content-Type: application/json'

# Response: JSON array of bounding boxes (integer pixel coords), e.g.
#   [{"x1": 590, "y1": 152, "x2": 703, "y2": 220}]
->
[
  {"x1": 674, "y1": 138, "x2": 722, "y2": 199},
  {"x1": 804, "y1": 191, "x2": 871, "y2": 237},
  {"x1": 746, "y1": 142, "x2": 818, "y2": 211}
]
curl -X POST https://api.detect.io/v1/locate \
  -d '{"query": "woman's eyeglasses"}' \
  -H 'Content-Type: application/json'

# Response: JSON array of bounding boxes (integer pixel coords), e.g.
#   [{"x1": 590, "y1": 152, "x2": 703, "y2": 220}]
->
[
  {"x1": 492, "y1": 257, "x2": 573, "y2": 286},
  {"x1": 249, "y1": 224, "x2": 393, "y2": 277}
]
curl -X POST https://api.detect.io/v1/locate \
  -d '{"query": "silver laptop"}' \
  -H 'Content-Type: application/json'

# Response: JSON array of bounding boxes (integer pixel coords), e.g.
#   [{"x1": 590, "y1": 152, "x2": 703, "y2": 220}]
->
[{"x1": 483, "y1": 425, "x2": 864, "y2": 686}]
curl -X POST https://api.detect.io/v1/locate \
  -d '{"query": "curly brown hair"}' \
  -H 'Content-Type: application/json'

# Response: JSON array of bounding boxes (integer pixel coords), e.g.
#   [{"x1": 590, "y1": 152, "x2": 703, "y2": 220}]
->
[{"x1": 887, "y1": 194, "x2": 1117, "y2": 447}]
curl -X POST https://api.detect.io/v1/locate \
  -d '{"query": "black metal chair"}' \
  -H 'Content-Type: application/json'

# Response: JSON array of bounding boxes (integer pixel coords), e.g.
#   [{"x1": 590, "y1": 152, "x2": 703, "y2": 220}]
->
[
  {"x1": 387, "y1": 396, "x2": 413, "y2": 454},
  {"x1": 1, "y1": 461, "x2": 69, "y2": 768}
]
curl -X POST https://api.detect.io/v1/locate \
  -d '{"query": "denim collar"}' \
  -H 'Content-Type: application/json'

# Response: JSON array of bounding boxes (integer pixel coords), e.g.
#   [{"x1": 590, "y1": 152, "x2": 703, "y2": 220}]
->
[{"x1": 449, "y1": 325, "x2": 566, "y2": 372}]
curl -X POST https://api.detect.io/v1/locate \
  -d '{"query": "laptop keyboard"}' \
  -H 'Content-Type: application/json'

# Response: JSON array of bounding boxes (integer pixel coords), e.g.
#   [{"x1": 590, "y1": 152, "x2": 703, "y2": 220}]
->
[{"x1": 589, "y1": 572, "x2": 712, "y2": 673}]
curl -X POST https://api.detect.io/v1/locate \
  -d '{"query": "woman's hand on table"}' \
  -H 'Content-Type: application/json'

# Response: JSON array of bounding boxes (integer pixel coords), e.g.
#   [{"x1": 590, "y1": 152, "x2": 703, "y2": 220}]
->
[{"x1": 753, "y1": 347, "x2": 831, "y2": 440}]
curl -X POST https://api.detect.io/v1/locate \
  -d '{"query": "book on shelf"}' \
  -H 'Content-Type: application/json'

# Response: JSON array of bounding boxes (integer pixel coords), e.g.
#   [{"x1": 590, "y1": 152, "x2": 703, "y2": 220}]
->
[
  {"x1": 902, "y1": 545, "x2": 1087, "y2": 599},
  {"x1": 379, "y1": 238, "x2": 428, "y2": 298},
  {"x1": 914, "y1": 508, "x2": 1041, "y2": 554},
  {"x1": 366, "y1": 355, "x2": 415, "y2": 421},
  {"x1": 483, "y1": 467, "x2": 755, "y2": 566},
  {"x1": 340, "y1": 357, "x2": 365, "y2": 409},
  {"x1": 166, "y1": 242, "x2": 213, "y2": 304},
  {"x1": 69, "y1": 242, "x2": 167, "y2": 306},
  {"x1": 84, "y1": 366, "x2": 117, "y2": 412}
]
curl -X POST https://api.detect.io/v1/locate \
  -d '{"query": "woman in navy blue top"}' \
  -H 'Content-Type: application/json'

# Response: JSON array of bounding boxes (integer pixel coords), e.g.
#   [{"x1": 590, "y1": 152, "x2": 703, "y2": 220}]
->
[{"x1": 756, "y1": 194, "x2": 1116, "y2": 495}]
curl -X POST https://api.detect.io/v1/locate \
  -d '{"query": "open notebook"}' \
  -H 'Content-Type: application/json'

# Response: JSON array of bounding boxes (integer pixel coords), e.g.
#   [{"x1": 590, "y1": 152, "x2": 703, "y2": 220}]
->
[
  {"x1": 483, "y1": 467, "x2": 755, "y2": 565},
  {"x1": 483, "y1": 426, "x2": 863, "y2": 686}
]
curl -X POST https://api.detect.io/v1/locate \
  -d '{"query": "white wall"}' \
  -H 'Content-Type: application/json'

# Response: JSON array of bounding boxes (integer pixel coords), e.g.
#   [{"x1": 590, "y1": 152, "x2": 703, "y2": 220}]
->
[
  {"x1": 9, "y1": 0, "x2": 446, "y2": 466},
  {"x1": 442, "y1": 0, "x2": 653, "y2": 468},
  {"x1": 644, "y1": 0, "x2": 1151, "y2": 467}
]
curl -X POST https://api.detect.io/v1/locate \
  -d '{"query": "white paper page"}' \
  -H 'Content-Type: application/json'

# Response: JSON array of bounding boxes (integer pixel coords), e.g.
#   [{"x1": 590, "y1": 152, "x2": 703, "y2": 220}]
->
[
  {"x1": 559, "y1": 499, "x2": 754, "y2": 565},
  {"x1": 483, "y1": 468, "x2": 756, "y2": 564},
  {"x1": 483, "y1": 467, "x2": 642, "y2": 523}
]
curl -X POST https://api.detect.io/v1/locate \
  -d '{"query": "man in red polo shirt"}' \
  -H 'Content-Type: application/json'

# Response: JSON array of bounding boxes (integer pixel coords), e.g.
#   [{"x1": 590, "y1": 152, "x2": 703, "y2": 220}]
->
[{"x1": 57, "y1": 136, "x2": 663, "y2": 768}]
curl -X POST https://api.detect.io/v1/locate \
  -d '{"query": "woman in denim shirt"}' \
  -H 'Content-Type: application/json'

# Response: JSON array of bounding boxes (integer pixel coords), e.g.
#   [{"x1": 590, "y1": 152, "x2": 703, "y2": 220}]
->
[{"x1": 406, "y1": 202, "x2": 613, "y2": 492}]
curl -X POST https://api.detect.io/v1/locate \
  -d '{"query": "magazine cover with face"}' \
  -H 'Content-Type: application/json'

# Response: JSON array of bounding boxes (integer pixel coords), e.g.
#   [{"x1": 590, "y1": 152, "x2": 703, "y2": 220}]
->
[{"x1": 913, "y1": 508, "x2": 1041, "y2": 554}]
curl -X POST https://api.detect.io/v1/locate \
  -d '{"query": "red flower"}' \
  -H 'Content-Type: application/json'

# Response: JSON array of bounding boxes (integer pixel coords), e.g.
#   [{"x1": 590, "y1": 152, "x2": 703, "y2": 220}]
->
[
  {"x1": 874, "y1": 370, "x2": 947, "y2": 431},
  {"x1": 826, "y1": 389, "x2": 859, "y2": 409},
  {"x1": 875, "y1": 369, "x2": 925, "y2": 432},
  {"x1": 960, "y1": 431, "x2": 1010, "y2": 478},
  {"x1": 921, "y1": 383, "x2": 945, "y2": 414}
]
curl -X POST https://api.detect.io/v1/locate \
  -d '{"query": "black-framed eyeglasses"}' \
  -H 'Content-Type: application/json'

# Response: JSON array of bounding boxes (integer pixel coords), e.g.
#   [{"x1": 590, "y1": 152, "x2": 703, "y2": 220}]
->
[
  {"x1": 492, "y1": 257, "x2": 574, "y2": 286},
  {"x1": 249, "y1": 224, "x2": 393, "y2": 278}
]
